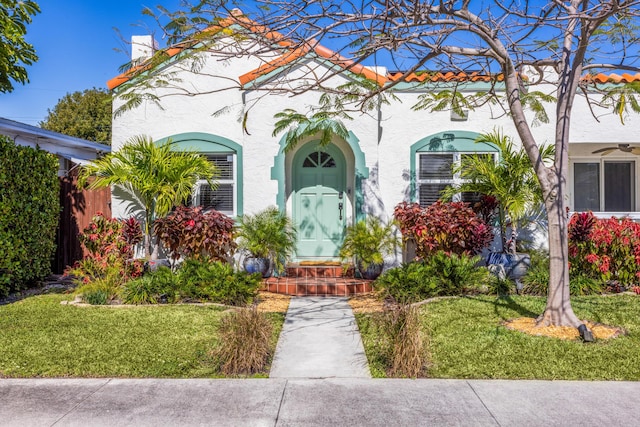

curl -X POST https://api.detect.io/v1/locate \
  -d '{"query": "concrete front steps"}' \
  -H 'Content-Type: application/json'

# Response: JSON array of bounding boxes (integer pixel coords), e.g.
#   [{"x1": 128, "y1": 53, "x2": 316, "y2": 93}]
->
[{"x1": 263, "y1": 263, "x2": 374, "y2": 296}]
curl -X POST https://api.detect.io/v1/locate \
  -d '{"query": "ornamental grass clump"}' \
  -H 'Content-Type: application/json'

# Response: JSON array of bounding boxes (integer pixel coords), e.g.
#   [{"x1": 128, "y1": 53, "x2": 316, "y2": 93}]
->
[
  {"x1": 213, "y1": 306, "x2": 273, "y2": 376},
  {"x1": 373, "y1": 304, "x2": 428, "y2": 378}
]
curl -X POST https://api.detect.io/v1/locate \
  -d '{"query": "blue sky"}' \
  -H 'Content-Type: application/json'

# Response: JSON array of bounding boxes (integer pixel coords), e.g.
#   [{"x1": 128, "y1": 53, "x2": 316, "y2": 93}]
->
[{"x1": 0, "y1": 0, "x2": 181, "y2": 126}]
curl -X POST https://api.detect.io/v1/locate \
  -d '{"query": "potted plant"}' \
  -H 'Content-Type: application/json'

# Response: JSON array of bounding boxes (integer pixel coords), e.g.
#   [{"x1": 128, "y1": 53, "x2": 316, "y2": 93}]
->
[
  {"x1": 237, "y1": 207, "x2": 297, "y2": 277},
  {"x1": 339, "y1": 216, "x2": 399, "y2": 280}
]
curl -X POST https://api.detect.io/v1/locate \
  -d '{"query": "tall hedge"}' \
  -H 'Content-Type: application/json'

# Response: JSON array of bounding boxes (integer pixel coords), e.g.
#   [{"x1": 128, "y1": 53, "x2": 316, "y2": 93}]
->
[{"x1": 0, "y1": 136, "x2": 59, "y2": 296}]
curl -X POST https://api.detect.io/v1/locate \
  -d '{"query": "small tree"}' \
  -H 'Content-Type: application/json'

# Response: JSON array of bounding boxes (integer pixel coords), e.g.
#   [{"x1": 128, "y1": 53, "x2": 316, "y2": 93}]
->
[
  {"x1": 0, "y1": 0, "x2": 40, "y2": 92},
  {"x1": 79, "y1": 135, "x2": 217, "y2": 259},
  {"x1": 443, "y1": 129, "x2": 554, "y2": 254},
  {"x1": 40, "y1": 88, "x2": 112, "y2": 144}
]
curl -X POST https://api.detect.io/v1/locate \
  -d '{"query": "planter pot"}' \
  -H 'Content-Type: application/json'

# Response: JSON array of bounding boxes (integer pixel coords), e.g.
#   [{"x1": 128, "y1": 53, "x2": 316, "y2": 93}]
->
[
  {"x1": 487, "y1": 252, "x2": 531, "y2": 280},
  {"x1": 358, "y1": 262, "x2": 384, "y2": 280},
  {"x1": 145, "y1": 258, "x2": 171, "y2": 272},
  {"x1": 243, "y1": 257, "x2": 272, "y2": 278},
  {"x1": 402, "y1": 238, "x2": 417, "y2": 264},
  {"x1": 506, "y1": 253, "x2": 531, "y2": 280}
]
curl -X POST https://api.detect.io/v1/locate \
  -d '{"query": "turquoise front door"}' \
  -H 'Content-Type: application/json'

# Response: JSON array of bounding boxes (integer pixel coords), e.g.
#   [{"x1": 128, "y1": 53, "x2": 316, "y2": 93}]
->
[{"x1": 293, "y1": 144, "x2": 346, "y2": 259}]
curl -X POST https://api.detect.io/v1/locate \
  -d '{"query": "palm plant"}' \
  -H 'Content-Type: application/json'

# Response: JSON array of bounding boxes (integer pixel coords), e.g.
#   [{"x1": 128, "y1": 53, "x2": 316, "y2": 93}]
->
[
  {"x1": 79, "y1": 135, "x2": 217, "y2": 259},
  {"x1": 339, "y1": 216, "x2": 399, "y2": 278},
  {"x1": 272, "y1": 108, "x2": 350, "y2": 153},
  {"x1": 237, "y1": 207, "x2": 297, "y2": 275},
  {"x1": 442, "y1": 129, "x2": 554, "y2": 253}
]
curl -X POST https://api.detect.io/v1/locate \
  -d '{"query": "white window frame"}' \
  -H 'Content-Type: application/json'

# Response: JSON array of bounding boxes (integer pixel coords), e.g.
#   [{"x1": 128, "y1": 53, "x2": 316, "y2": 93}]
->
[
  {"x1": 416, "y1": 151, "x2": 498, "y2": 206},
  {"x1": 570, "y1": 157, "x2": 638, "y2": 216},
  {"x1": 192, "y1": 152, "x2": 237, "y2": 217}
]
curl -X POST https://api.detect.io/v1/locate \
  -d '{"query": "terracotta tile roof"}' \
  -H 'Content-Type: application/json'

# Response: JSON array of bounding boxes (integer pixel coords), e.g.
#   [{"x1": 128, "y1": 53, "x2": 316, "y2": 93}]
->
[
  {"x1": 388, "y1": 71, "x2": 640, "y2": 84},
  {"x1": 584, "y1": 72, "x2": 640, "y2": 84},
  {"x1": 107, "y1": 10, "x2": 640, "y2": 91},
  {"x1": 238, "y1": 42, "x2": 386, "y2": 86},
  {"x1": 107, "y1": 10, "x2": 293, "y2": 90},
  {"x1": 107, "y1": 10, "x2": 386, "y2": 90},
  {"x1": 387, "y1": 71, "x2": 504, "y2": 83}
]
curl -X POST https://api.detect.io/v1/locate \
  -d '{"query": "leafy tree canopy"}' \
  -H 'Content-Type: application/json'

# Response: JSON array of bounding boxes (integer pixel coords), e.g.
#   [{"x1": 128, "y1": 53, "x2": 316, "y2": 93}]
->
[
  {"x1": 0, "y1": 0, "x2": 40, "y2": 93},
  {"x1": 40, "y1": 88, "x2": 112, "y2": 144}
]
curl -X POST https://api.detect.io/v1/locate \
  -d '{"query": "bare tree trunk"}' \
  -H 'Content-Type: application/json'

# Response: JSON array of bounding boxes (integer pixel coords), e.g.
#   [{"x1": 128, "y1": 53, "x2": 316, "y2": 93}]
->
[
  {"x1": 502, "y1": 59, "x2": 585, "y2": 328},
  {"x1": 537, "y1": 184, "x2": 582, "y2": 327}
]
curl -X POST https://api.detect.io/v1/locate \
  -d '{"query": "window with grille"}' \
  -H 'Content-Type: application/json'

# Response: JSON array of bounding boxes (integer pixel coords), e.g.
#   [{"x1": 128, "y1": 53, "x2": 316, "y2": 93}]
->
[
  {"x1": 573, "y1": 160, "x2": 635, "y2": 212},
  {"x1": 192, "y1": 153, "x2": 236, "y2": 215},
  {"x1": 417, "y1": 152, "x2": 497, "y2": 207}
]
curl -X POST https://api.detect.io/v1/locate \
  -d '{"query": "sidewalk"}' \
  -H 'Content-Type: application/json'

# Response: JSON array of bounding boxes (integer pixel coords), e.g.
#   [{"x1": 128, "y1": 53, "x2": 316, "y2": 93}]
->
[{"x1": 2, "y1": 378, "x2": 639, "y2": 426}]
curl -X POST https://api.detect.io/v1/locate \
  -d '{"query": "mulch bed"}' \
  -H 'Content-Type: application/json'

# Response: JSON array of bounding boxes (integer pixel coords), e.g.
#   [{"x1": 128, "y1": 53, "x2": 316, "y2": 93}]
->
[
  {"x1": 503, "y1": 317, "x2": 625, "y2": 341},
  {"x1": 256, "y1": 291, "x2": 290, "y2": 313}
]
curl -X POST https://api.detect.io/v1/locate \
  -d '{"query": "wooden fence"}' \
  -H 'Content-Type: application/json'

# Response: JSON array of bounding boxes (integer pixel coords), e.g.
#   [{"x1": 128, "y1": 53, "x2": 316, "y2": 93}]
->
[{"x1": 53, "y1": 174, "x2": 111, "y2": 274}]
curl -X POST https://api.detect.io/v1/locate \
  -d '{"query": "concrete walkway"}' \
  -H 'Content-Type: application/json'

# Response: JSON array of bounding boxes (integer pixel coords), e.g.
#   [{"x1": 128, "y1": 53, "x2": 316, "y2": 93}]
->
[
  {"x1": 2, "y1": 378, "x2": 640, "y2": 426},
  {"x1": 269, "y1": 296, "x2": 370, "y2": 378}
]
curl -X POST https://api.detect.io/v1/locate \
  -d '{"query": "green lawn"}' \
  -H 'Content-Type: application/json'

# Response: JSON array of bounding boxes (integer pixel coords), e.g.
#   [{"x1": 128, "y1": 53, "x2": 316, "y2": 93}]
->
[
  {"x1": 0, "y1": 294, "x2": 284, "y2": 378},
  {"x1": 357, "y1": 294, "x2": 640, "y2": 380}
]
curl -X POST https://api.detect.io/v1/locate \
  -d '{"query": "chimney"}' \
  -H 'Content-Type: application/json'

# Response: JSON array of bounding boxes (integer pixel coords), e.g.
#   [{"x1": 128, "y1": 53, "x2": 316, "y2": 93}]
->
[{"x1": 131, "y1": 35, "x2": 158, "y2": 63}]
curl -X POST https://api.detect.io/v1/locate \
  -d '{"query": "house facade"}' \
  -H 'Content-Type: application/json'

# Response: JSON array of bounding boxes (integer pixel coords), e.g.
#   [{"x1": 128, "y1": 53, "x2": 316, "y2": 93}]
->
[{"x1": 108, "y1": 18, "x2": 640, "y2": 264}]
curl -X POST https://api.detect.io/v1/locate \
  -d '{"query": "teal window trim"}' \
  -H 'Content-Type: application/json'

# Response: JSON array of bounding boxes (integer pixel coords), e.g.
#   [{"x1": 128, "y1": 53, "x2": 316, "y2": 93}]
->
[
  {"x1": 157, "y1": 132, "x2": 243, "y2": 217},
  {"x1": 409, "y1": 130, "x2": 498, "y2": 204},
  {"x1": 271, "y1": 130, "x2": 369, "y2": 221}
]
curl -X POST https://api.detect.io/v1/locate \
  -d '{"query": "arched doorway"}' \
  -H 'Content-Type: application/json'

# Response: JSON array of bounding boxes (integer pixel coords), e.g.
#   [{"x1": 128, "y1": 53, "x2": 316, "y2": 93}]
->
[{"x1": 293, "y1": 143, "x2": 347, "y2": 259}]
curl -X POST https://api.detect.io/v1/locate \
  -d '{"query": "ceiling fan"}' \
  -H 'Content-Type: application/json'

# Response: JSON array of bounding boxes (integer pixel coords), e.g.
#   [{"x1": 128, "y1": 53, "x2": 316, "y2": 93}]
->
[{"x1": 591, "y1": 144, "x2": 640, "y2": 156}]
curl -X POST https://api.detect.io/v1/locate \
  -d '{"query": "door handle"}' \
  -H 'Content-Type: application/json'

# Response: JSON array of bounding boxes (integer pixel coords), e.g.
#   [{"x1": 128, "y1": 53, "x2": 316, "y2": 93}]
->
[{"x1": 338, "y1": 202, "x2": 343, "y2": 221}]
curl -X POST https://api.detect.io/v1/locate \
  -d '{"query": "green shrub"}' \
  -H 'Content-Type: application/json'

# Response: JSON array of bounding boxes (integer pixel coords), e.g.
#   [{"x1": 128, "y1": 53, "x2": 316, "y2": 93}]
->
[
  {"x1": 521, "y1": 253, "x2": 604, "y2": 296},
  {"x1": 120, "y1": 266, "x2": 181, "y2": 304},
  {"x1": 76, "y1": 277, "x2": 119, "y2": 305},
  {"x1": 177, "y1": 258, "x2": 261, "y2": 306},
  {"x1": 374, "y1": 262, "x2": 440, "y2": 303},
  {"x1": 423, "y1": 251, "x2": 489, "y2": 295},
  {"x1": 91, "y1": 260, "x2": 260, "y2": 306},
  {"x1": 0, "y1": 136, "x2": 59, "y2": 296},
  {"x1": 487, "y1": 275, "x2": 514, "y2": 296},
  {"x1": 213, "y1": 307, "x2": 273, "y2": 376},
  {"x1": 375, "y1": 251, "x2": 489, "y2": 303}
]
